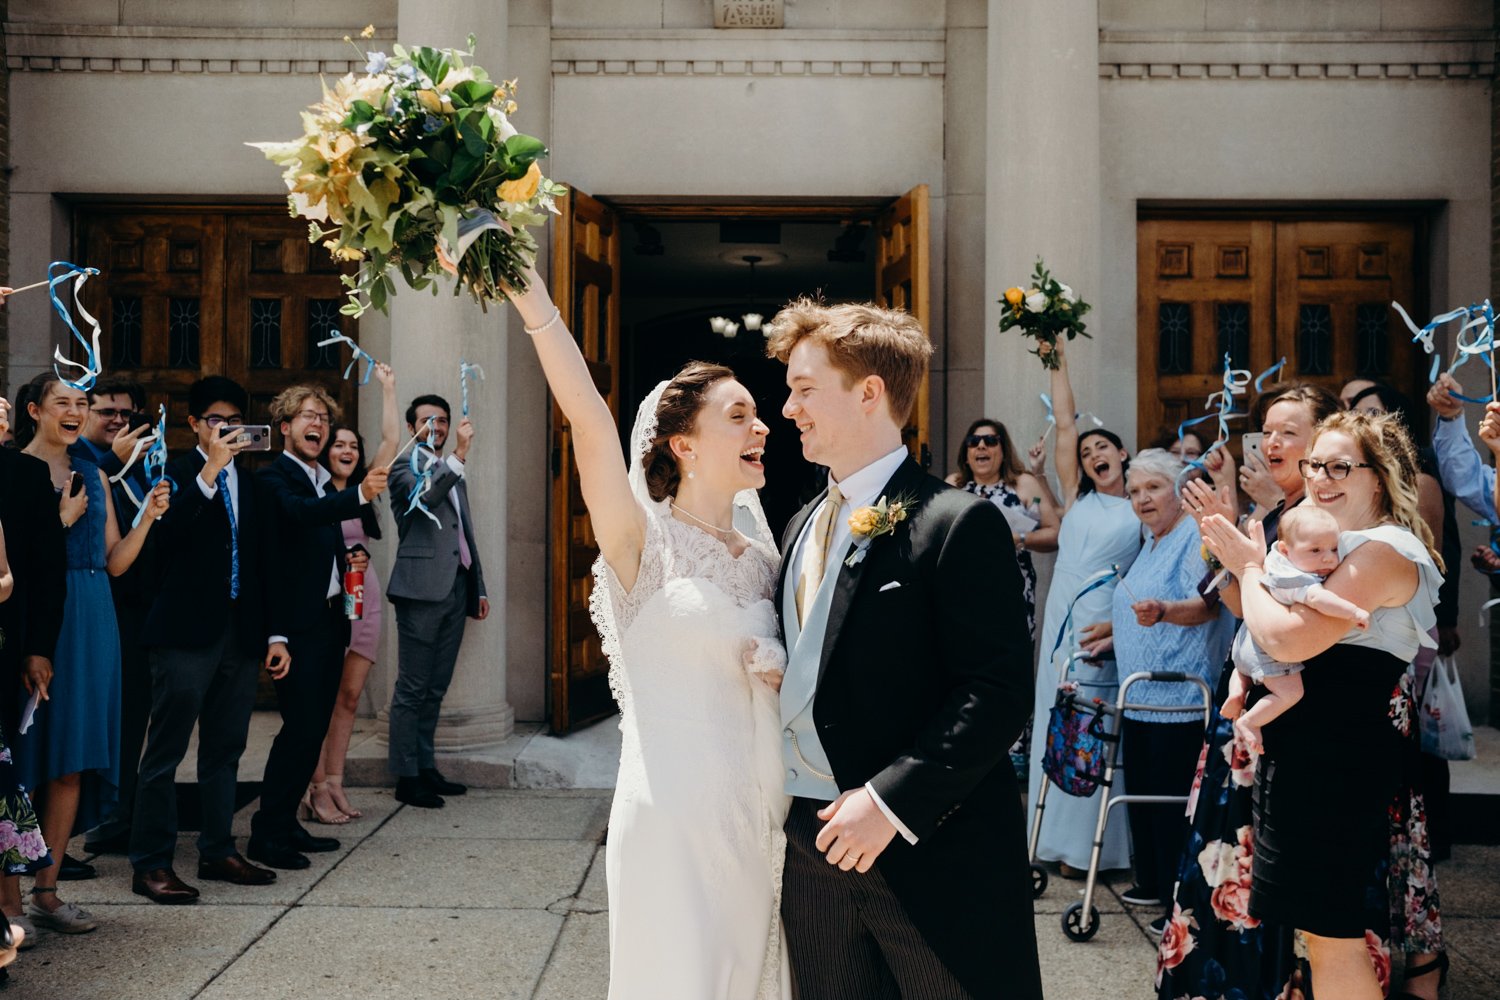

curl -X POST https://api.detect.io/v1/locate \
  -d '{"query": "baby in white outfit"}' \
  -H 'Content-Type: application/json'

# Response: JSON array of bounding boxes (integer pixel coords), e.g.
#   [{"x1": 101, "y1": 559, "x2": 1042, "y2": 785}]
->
[{"x1": 1224, "y1": 506, "x2": 1370, "y2": 753}]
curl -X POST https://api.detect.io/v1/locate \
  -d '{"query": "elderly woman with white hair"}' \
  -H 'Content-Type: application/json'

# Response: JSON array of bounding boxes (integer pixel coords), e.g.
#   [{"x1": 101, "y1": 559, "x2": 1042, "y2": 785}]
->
[{"x1": 1096, "y1": 449, "x2": 1234, "y2": 935}]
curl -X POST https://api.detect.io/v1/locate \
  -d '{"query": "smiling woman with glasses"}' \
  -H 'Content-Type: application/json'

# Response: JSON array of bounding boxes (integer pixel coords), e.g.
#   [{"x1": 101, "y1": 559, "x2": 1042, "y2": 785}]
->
[
  {"x1": 1201, "y1": 410, "x2": 1445, "y2": 1000},
  {"x1": 945, "y1": 418, "x2": 1060, "y2": 638}
]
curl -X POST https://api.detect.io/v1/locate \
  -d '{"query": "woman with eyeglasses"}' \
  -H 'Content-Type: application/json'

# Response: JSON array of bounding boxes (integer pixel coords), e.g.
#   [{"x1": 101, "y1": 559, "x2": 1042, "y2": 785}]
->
[
  {"x1": 946, "y1": 419, "x2": 1060, "y2": 638},
  {"x1": 1202, "y1": 411, "x2": 1442, "y2": 1000},
  {"x1": 1022, "y1": 343, "x2": 1142, "y2": 879}
]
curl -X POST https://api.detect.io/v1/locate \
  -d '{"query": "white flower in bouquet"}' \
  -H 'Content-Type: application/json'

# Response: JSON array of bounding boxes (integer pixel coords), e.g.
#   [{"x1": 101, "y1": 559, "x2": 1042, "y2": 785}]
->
[
  {"x1": 1024, "y1": 289, "x2": 1048, "y2": 313},
  {"x1": 1058, "y1": 282, "x2": 1075, "y2": 301}
]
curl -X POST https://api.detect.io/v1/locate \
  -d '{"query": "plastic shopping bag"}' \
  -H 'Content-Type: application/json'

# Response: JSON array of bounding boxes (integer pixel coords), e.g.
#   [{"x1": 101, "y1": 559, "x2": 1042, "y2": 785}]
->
[{"x1": 1419, "y1": 654, "x2": 1476, "y2": 761}]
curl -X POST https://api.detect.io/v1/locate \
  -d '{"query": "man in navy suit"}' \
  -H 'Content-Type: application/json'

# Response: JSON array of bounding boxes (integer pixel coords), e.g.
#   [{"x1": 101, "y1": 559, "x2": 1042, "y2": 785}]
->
[
  {"x1": 248, "y1": 384, "x2": 386, "y2": 870},
  {"x1": 130, "y1": 377, "x2": 286, "y2": 904}
]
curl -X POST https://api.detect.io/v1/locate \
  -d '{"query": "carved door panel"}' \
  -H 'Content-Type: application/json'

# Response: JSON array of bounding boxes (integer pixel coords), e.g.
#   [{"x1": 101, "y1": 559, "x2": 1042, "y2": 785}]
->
[
  {"x1": 74, "y1": 207, "x2": 356, "y2": 460},
  {"x1": 1135, "y1": 219, "x2": 1276, "y2": 449},
  {"x1": 1137, "y1": 215, "x2": 1423, "y2": 447},
  {"x1": 74, "y1": 211, "x2": 228, "y2": 454},
  {"x1": 1273, "y1": 221, "x2": 1418, "y2": 403},
  {"x1": 549, "y1": 187, "x2": 622, "y2": 734},
  {"x1": 225, "y1": 214, "x2": 358, "y2": 438},
  {"x1": 874, "y1": 184, "x2": 932, "y2": 467}
]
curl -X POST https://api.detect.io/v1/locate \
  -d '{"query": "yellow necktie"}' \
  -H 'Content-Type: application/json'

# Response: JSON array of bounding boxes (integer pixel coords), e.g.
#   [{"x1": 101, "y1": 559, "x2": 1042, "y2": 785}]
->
[{"x1": 796, "y1": 483, "x2": 844, "y2": 625}]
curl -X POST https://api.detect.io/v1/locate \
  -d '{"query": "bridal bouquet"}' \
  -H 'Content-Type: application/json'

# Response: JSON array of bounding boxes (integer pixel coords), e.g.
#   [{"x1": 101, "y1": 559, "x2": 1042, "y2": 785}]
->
[
  {"x1": 249, "y1": 30, "x2": 565, "y2": 317},
  {"x1": 999, "y1": 259, "x2": 1092, "y2": 371}
]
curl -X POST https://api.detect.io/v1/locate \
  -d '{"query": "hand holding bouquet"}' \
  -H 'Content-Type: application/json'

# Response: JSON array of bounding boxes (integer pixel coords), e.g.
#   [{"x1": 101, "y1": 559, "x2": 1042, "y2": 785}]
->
[
  {"x1": 999, "y1": 259, "x2": 1092, "y2": 371},
  {"x1": 249, "y1": 30, "x2": 564, "y2": 317}
]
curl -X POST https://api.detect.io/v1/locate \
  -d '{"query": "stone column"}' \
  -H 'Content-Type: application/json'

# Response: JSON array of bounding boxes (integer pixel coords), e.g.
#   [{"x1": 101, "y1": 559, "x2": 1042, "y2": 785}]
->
[
  {"x1": 983, "y1": 0, "x2": 1102, "y2": 421},
  {"x1": 384, "y1": 0, "x2": 515, "y2": 755}
]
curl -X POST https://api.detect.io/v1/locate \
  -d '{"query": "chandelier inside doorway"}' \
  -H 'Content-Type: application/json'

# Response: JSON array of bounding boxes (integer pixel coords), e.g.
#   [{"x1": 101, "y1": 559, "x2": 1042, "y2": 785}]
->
[{"x1": 709, "y1": 254, "x2": 769, "y2": 338}]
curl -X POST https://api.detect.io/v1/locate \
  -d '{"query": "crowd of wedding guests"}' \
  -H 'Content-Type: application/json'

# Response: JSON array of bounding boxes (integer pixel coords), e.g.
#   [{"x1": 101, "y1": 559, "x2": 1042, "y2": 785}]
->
[
  {"x1": 954, "y1": 344, "x2": 1481, "y2": 999},
  {"x1": 0, "y1": 357, "x2": 486, "y2": 978}
]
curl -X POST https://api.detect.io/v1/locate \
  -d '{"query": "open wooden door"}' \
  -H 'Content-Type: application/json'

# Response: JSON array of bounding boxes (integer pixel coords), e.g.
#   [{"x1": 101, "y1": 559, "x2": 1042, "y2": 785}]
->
[
  {"x1": 874, "y1": 184, "x2": 932, "y2": 468},
  {"x1": 548, "y1": 188, "x2": 622, "y2": 734}
]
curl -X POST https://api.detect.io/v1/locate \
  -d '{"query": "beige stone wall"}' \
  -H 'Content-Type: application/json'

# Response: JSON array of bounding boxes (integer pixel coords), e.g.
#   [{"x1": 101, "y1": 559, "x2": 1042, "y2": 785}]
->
[{"x1": 1099, "y1": 0, "x2": 1492, "y2": 32}]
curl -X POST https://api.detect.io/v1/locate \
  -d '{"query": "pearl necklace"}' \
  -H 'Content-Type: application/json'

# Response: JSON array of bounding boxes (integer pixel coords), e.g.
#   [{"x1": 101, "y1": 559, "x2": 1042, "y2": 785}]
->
[{"x1": 670, "y1": 501, "x2": 735, "y2": 537}]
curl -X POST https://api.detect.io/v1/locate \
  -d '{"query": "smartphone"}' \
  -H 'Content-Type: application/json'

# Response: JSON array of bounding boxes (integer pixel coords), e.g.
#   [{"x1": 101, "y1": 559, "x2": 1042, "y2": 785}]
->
[
  {"x1": 1242, "y1": 432, "x2": 1265, "y2": 467},
  {"x1": 125, "y1": 410, "x2": 153, "y2": 433},
  {"x1": 68, "y1": 471, "x2": 84, "y2": 497},
  {"x1": 221, "y1": 424, "x2": 274, "y2": 452}
]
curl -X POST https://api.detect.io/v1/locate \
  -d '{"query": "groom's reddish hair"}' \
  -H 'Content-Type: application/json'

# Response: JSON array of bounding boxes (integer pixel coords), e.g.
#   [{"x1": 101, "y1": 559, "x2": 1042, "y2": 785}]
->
[{"x1": 765, "y1": 297, "x2": 932, "y2": 423}]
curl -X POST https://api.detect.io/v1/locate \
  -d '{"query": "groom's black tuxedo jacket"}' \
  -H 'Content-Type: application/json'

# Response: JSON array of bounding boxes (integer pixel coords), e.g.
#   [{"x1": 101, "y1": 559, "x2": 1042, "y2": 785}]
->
[{"x1": 775, "y1": 458, "x2": 1042, "y2": 999}]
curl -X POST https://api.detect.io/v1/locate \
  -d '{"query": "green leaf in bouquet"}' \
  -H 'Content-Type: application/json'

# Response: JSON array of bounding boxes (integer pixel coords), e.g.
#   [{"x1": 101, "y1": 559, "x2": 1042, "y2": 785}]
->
[
  {"x1": 447, "y1": 148, "x2": 484, "y2": 191},
  {"x1": 449, "y1": 80, "x2": 498, "y2": 109},
  {"x1": 502, "y1": 134, "x2": 546, "y2": 173}
]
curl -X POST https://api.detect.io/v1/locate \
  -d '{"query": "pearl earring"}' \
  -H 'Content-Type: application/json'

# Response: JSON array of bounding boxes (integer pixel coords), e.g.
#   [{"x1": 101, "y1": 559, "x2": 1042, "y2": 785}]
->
[{"x1": 686, "y1": 454, "x2": 696, "y2": 480}]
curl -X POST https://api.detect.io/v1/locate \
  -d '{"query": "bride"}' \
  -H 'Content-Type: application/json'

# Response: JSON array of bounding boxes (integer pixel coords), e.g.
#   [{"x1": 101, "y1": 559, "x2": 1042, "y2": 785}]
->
[{"x1": 508, "y1": 269, "x2": 792, "y2": 999}]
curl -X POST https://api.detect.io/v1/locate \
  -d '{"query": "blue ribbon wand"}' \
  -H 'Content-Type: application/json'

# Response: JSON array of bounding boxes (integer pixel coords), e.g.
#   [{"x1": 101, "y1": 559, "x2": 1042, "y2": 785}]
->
[
  {"x1": 316, "y1": 331, "x2": 379, "y2": 385},
  {"x1": 459, "y1": 360, "x2": 485, "y2": 417},
  {"x1": 48, "y1": 261, "x2": 104, "y2": 392},
  {"x1": 404, "y1": 416, "x2": 442, "y2": 526}
]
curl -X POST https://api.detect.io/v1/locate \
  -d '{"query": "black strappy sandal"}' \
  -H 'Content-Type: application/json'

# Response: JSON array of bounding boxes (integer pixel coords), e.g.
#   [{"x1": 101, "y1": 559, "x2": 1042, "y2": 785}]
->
[{"x1": 1392, "y1": 951, "x2": 1449, "y2": 1000}]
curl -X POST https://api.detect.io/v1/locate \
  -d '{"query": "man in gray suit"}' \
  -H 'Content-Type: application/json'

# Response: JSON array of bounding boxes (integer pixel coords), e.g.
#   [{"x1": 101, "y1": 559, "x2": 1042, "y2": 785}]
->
[{"x1": 386, "y1": 394, "x2": 488, "y2": 808}]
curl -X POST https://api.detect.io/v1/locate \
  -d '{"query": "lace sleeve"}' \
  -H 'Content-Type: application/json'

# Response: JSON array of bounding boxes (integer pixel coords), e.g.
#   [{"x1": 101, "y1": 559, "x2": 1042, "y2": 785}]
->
[
  {"x1": 588, "y1": 504, "x2": 669, "y2": 677},
  {"x1": 737, "y1": 598, "x2": 787, "y2": 678}
]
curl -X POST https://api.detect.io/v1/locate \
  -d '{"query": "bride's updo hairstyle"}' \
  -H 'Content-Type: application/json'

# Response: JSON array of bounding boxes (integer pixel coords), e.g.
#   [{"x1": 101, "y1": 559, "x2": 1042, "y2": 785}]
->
[
  {"x1": 643, "y1": 360, "x2": 737, "y2": 502},
  {"x1": 1311, "y1": 409, "x2": 1443, "y2": 572}
]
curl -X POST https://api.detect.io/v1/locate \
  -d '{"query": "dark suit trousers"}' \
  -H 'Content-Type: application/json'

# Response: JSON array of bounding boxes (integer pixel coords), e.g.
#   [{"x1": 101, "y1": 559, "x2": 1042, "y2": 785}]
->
[
  {"x1": 129, "y1": 619, "x2": 259, "y2": 871},
  {"x1": 91, "y1": 601, "x2": 151, "y2": 843},
  {"x1": 388, "y1": 573, "x2": 469, "y2": 777},
  {"x1": 782, "y1": 798, "x2": 973, "y2": 1000},
  {"x1": 251, "y1": 602, "x2": 347, "y2": 843}
]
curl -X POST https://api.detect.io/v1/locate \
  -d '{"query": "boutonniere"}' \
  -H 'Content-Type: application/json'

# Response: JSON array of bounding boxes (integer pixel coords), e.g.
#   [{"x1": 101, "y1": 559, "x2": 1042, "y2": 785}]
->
[{"x1": 845, "y1": 493, "x2": 916, "y2": 567}]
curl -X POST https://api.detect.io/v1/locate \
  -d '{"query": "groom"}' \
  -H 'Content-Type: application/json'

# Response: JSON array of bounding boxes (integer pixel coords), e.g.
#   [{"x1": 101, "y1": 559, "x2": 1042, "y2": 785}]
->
[{"x1": 767, "y1": 299, "x2": 1042, "y2": 999}]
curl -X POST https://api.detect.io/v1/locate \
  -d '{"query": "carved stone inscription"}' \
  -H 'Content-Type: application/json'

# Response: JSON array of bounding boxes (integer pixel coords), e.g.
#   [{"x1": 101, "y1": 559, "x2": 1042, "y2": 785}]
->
[{"x1": 715, "y1": 1, "x2": 784, "y2": 28}]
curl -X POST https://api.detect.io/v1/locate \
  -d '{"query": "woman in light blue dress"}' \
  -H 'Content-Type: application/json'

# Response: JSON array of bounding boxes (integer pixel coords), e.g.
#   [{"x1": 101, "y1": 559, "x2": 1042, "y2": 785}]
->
[{"x1": 1025, "y1": 345, "x2": 1141, "y2": 874}]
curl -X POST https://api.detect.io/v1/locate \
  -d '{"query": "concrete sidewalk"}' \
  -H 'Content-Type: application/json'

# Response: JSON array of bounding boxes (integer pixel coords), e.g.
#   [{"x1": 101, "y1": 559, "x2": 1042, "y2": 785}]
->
[{"x1": 14, "y1": 786, "x2": 1499, "y2": 999}]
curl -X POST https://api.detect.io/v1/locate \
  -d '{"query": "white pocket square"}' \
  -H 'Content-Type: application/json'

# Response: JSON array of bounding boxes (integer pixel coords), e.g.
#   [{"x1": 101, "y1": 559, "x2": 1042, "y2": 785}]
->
[{"x1": 878, "y1": 581, "x2": 902, "y2": 593}]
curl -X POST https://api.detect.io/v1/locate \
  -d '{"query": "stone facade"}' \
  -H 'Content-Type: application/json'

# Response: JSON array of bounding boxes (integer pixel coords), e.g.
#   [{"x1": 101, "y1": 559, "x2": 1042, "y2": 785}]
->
[{"x1": 1, "y1": 0, "x2": 1494, "y2": 734}]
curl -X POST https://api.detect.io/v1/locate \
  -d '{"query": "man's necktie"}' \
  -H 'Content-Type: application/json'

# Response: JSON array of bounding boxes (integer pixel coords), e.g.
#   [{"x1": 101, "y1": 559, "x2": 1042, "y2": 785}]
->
[
  {"x1": 216, "y1": 468, "x2": 240, "y2": 600},
  {"x1": 795, "y1": 483, "x2": 844, "y2": 625}
]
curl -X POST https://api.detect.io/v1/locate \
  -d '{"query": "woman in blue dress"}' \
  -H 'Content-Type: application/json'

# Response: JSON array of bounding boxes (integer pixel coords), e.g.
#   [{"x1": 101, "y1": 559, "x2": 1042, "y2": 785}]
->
[
  {"x1": 14, "y1": 373, "x2": 168, "y2": 935},
  {"x1": 1025, "y1": 344, "x2": 1142, "y2": 876}
]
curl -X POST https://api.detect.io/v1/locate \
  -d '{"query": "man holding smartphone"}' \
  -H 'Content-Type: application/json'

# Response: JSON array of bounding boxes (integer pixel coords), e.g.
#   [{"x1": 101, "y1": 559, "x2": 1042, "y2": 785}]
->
[
  {"x1": 249, "y1": 384, "x2": 387, "y2": 869},
  {"x1": 130, "y1": 377, "x2": 288, "y2": 904}
]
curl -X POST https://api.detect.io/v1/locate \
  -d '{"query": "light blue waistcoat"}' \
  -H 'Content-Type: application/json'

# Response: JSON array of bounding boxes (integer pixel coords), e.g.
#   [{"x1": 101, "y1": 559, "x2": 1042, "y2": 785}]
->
[{"x1": 780, "y1": 542, "x2": 843, "y2": 802}]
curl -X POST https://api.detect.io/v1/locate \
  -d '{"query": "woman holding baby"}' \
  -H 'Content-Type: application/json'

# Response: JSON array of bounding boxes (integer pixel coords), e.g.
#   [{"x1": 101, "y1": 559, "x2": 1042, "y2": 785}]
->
[{"x1": 1201, "y1": 409, "x2": 1442, "y2": 999}]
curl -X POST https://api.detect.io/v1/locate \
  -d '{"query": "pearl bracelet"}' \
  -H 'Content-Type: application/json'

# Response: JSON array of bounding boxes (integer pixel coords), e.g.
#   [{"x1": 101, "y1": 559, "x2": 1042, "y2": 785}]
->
[{"x1": 524, "y1": 307, "x2": 563, "y2": 337}]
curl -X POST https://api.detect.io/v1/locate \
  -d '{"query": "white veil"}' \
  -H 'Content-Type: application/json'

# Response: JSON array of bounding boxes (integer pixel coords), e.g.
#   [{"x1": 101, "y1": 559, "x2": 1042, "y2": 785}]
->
[{"x1": 591, "y1": 378, "x2": 778, "y2": 672}]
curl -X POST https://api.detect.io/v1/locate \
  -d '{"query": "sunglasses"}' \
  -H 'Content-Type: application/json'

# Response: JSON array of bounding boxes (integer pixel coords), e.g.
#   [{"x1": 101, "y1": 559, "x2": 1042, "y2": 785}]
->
[
  {"x1": 966, "y1": 434, "x2": 1001, "y2": 448},
  {"x1": 1297, "y1": 458, "x2": 1374, "y2": 481}
]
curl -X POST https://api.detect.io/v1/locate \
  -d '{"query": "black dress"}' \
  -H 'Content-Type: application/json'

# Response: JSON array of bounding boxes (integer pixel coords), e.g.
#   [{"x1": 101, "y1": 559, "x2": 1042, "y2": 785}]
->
[{"x1": 1248, "y1": 641, "x2": 1407, "y2": 938}]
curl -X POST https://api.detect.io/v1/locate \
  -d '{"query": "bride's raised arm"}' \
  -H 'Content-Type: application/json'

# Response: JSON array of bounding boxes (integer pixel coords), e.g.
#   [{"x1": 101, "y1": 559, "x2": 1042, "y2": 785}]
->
[{"x1": 510, "y1": 267, "x2": 648, "y2": 589}]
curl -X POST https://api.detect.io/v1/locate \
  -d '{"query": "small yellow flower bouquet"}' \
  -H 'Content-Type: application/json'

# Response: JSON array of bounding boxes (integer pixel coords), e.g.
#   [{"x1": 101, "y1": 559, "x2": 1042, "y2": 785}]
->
[
  {"x1": 249, "y1": 31, "x2": 565, "y2": 317},
  {"x1": 999, "y1": 258, "x2": 1092, "y2": 371},
  {"x1": 845, "y1": 494, "x2": 916, "y2": 566}
]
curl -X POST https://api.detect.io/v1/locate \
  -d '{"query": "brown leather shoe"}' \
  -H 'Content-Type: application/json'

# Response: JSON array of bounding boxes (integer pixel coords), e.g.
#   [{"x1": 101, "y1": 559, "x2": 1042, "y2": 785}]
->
[
  {"x1": 131, "y1": 867, "x2": 200, "y2": 905},
  {"x1": 198, "y1": 854, "x2": 277, "y2": 886}
]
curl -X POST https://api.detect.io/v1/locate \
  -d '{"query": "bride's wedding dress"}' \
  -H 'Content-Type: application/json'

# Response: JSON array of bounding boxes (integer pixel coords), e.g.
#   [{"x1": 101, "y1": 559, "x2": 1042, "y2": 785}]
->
[{"x1": 591, "y1": 498, "x2": 792, "y2": 1000}]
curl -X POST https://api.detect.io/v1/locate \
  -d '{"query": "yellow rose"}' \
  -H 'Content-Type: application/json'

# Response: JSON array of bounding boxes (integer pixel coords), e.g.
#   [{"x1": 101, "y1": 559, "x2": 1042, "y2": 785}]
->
[
  {"x1": 498, "y1": 161, "x2": 542, "y2": 204},
  {"x1": 416, "y1": 89, "x2": 444, "y2": 114},
  {"x1": 848, "y1": 507, "x2": 881, "y2": 537},
  {"x1": 1004, "y1": 287, "x2": 1024, "y2": 307}
]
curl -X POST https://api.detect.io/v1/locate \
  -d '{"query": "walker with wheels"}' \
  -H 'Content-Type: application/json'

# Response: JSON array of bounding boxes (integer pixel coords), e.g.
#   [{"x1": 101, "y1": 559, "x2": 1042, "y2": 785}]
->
[{"x1": 1027, "y1": 664, "x2": 1213, "y2": 942}]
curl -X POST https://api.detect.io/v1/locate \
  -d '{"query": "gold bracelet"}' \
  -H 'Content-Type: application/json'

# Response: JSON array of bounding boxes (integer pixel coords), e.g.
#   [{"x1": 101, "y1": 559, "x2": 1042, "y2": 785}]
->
[{"x1": 523, "y1": 307, "x2": 562, "y2": 336}]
